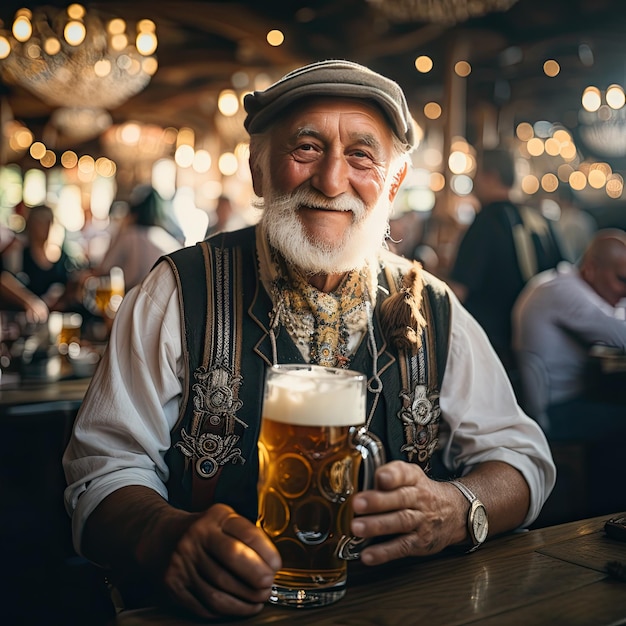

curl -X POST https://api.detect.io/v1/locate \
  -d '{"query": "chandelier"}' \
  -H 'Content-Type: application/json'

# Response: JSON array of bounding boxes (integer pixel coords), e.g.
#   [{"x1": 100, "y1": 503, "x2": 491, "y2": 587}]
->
[
  {"x1": 100, "y1": 121, "x2": 176, "y2": 165},
  {"x1": 1, "y1": 108, "x2": 34, "y2": 163},
  {"x1": 366, "y1": 0, "x2": 520, "y2": 24},
  {"x1": 0, "y1": 3, "x2": 158, "y2": 138}
]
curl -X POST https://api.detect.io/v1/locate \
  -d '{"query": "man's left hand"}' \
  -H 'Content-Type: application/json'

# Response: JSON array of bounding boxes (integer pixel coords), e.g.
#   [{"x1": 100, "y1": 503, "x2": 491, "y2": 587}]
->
[{"x1": 350, "y1": 460, "x2": 467, "y2": 564}]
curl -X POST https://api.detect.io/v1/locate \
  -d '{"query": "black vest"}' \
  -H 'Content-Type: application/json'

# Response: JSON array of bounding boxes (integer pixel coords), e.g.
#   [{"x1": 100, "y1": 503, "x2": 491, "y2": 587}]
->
[{"x1": 162, "y1": 227, "x2": 451, "y2": 522}]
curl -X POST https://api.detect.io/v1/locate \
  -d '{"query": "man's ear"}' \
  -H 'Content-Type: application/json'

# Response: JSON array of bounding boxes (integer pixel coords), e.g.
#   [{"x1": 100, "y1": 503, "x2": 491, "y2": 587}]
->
[
  {"x1": 249, "y1": 147, "x2": 264, "y2": 197},
  {"x1": 388, "y1": 162, "x2": 408, "y2": 202}
]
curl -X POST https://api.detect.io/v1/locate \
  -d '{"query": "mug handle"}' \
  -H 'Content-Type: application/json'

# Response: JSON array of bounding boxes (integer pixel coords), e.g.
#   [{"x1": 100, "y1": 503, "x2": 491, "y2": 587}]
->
[{"x1": 336, "y1": 426, "x2": 386, "y2": 561}]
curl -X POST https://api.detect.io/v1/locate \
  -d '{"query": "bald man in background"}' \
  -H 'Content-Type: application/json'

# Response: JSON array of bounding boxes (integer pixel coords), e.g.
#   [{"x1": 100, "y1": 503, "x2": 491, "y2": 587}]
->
[
  {"x1": 513, "y1": 228, "x2": 626, "y2": 433},
  {"x1": 513, "y1": 228, "x2": 626, "y2": 518}
]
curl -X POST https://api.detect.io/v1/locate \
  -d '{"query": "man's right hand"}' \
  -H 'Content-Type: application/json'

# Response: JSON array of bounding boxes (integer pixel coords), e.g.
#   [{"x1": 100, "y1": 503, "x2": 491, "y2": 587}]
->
[
  {"x1": 162, "y1": 503, "x2": 282, "y2": 619},
  {"x1": 82, "y1": 488, "x2": 281, "y2": 620}
]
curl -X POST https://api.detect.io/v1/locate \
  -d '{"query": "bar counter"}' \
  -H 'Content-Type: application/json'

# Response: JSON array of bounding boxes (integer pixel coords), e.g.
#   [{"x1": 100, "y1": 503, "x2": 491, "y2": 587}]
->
[
  {"x1": 0, "y1": 374, "x2": 91, "y2": 416},
  {"x1": 112, "y1": 513, "x2": 626, "y2": 626},
  {"x1": 1, "y1": 367, "x2": 94, "y2": 626}
]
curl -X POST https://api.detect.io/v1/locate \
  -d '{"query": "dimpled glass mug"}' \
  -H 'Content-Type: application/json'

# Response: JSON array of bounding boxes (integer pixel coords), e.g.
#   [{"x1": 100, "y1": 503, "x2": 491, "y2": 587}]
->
[{"x1": 257, "y1": 364, "x2": 385, "y2": 608}]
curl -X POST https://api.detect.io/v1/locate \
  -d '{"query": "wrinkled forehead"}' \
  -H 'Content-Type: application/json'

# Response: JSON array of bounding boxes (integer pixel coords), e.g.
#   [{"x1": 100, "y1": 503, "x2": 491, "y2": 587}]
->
[{"x1": 272, "y1": 96, "x2": 396, "y2": 146}]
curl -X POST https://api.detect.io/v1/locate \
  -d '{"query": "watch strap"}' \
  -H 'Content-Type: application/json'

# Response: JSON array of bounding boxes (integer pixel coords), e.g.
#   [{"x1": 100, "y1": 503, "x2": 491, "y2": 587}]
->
[
  {"x1": 449, "y1": 479, "x2": 477, "y2": 504},
  {"x1": 449, "y1": 479, "x2": 486, "y2": 552}
]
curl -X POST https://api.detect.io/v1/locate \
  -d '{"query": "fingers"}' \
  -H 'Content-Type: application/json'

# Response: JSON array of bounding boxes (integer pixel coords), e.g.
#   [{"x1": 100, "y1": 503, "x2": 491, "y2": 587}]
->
[
  {"x1": 221, "y1": 510, "x2": 282, "y2": 572},
  {"x1": 165, "y1": 546, "x2": 267, "y2": 618},
  {"x1": 163, "y1": 504, "x2": 281, "y2": 618},
  {"x1": 349, "y1": 461, "x2": 450, "y2": 564},
  {"x1": 360, "y1": 531, "x2": 439, "y2": 565},
  {"x1": 25, "y1": 299, "x2": 49, "y2": 324},
  {"x1": 375, "y1": 460, "x2": 425, "y2": 490},
  {"x1": 353, "y1": 461, "x2": 425, "y2": 516},
  {"x1": 352, "y1": 507, "x2": 422, "y2": 537}
]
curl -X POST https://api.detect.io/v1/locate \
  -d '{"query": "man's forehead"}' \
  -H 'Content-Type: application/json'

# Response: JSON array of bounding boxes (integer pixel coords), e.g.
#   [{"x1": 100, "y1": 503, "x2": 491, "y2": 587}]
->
[{"x1": 274, "y1": 98, "x2": 394, "y2": 147}]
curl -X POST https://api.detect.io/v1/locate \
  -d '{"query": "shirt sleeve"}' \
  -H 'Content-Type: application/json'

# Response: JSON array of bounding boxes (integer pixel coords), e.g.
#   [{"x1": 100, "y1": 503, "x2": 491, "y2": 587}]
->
[
  {"x1": 552, "y1": 275, "x2": 626, "y2": 348},
  {"x1": 62, "y1": 261, "x2": 184, "y2": 554},
  {"x1": 438, "y1": 290, "x2": 557, "y2": 527}
]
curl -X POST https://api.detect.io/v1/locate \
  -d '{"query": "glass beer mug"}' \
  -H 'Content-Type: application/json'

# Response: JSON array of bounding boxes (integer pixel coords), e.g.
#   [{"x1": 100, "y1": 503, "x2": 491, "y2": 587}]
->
[
  {"x1": 257, "y1": 363, "x2": 385, "y2": 608},
  {"x1": 84, "y1": 267, "x2": 125, "y2": 319}
]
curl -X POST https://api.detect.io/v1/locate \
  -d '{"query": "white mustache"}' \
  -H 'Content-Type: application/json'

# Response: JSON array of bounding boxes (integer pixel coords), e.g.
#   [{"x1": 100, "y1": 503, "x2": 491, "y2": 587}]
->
[{"x1": 272, "y1": 186, "x2": 367, "y2": 220}]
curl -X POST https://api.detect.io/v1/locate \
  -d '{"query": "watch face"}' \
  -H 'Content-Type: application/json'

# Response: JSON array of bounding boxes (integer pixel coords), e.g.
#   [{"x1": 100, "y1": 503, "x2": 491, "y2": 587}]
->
[{"x1": 472, "y1": 504, "x2": 489, "y2": 543}]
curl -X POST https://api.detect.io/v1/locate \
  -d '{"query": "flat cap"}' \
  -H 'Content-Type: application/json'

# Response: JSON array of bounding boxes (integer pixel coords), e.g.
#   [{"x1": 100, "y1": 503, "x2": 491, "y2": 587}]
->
[{"x1": 243, "y1": 59, "x2": 416, "y2": 150}]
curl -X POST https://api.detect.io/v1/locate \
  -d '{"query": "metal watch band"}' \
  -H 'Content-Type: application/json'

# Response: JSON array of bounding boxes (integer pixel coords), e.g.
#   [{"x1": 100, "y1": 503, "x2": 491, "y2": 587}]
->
[
  {"x1": 449, "y1": 479, "x2": 486, "y2": 552},
  {"x1": 449, "y1": 479, "x2": 477, "y2": 504}
]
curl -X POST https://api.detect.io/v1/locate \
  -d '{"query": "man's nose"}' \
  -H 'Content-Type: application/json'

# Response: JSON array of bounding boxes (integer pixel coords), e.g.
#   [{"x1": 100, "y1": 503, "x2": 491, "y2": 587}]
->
[{"x1": 311, "y1": 154, "x2": 350, "y2": 198}]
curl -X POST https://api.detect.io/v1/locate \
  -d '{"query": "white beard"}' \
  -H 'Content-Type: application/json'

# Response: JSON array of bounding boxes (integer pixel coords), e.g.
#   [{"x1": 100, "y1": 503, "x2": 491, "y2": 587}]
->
[{"x1": 259, "y1": 184, "x2": 392, "y2": 275}]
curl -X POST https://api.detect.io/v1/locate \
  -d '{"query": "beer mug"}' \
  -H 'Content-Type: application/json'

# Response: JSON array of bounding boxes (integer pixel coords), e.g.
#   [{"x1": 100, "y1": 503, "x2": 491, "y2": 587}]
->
[
  {"x1": 257, "y1": 363, "x2": 385, "y2": 608},
  {"x1": 83, "y1": 267, "x2": 125, "y2": 319}
]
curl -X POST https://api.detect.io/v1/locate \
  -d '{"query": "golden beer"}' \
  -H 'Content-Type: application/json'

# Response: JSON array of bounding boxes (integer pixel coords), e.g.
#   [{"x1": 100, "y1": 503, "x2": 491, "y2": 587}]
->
[
  {"x1": 93, "y1": 267, "x2": 125, "y2": 318},
  {"x1": 57, "y1": 313, "x2": 82, "y2": 354},
  {"x1": 94, "y1": 286, "x2": 114, "y2": 314},
  {"x1": 258, "y1": 364, "x2": 382, "y2": 608}
]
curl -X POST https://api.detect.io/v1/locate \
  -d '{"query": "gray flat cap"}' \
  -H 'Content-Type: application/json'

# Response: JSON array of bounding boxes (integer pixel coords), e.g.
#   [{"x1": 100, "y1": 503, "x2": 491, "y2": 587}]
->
[{"x1": 243, "y1": 59, "x2": 415, "y2": 150}]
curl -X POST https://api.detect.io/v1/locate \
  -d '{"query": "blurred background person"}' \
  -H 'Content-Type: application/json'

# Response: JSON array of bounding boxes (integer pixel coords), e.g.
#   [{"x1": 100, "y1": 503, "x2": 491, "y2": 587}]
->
[
  {"x1": 448, "y1": 147, "x2": 565, "y2": 384},
  {"x1": 552, "y1": 186, "x2": 598, "y2": 263},
  {"x1": 388, "y1": 209, "x2": 426, "y2": 259},
  {"x1": 0, "y1": 204, "x2": 81, "y2": 321},
  {"x1": 86, "y1": 185, "x2": 185, "y2": 291},
  {"x1": 512, "y1": 228, "x2": 626, "y2": 517},
  {"x1": 204, "y1": 194, "x2": 247, "y2": 238},
  {"x1": 388, "y1": 210, "x2": 441, "y2": 274},
  {"x1": 0, "y1": 223, "x2": 49, "y2": 324},
  {"x1": 512, "y1": 228, "x2": 626, "y2": 432}
]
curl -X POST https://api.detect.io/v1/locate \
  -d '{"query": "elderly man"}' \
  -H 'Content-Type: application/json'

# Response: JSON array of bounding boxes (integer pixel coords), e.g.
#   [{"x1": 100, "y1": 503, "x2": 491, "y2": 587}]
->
[{"x1": 63, "y1": 60, "x2": 555, "y2": 620}]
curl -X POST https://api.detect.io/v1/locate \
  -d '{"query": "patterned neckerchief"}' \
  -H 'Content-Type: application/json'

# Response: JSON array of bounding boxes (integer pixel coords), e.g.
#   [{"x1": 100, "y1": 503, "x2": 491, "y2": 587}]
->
[{"x1": 256, "y1": 224, "x2": 378, "y2": 367}]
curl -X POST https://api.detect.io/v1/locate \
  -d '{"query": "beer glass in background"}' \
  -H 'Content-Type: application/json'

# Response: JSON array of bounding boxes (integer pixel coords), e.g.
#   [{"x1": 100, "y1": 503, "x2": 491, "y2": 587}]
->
[
  {"x1": 84, "y1": 266, "x2": 125, "y2": 320},
  {"x1": 57, "y1": 312, "x2": 82, "y2": 355},
  {"x1": 95, "y1": 266, "x2": 125, "y2": 318},
  {"x1": 257, "y1": 364, "x2": 385, "y2": 608}
]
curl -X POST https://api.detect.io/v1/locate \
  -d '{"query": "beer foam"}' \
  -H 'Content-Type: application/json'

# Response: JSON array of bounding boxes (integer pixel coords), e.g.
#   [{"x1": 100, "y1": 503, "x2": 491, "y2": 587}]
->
[{"x1": 263, "y1": 367, "x2": 366, "y2": 427}]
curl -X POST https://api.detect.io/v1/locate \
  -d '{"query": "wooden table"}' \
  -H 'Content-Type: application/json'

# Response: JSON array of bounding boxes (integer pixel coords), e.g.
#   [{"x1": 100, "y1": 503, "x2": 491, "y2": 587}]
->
[{"x1": 112, "y1": 512, "x2": 626, "y2": 626}]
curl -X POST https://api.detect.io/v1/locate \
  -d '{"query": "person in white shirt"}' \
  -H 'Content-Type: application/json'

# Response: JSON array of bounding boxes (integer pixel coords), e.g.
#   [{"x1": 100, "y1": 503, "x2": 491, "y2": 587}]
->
[
  {"x1": 512, "y1": 228, "x2": 626, "y2": 435},
  {"x1": 88, "y1": 186, "x2": 184, "y2": 290},
  {"x1": 63, "y1": 60, "x2": 555, "y2": 621},
  {"x1": 513, "y1": 228, "x2": 626, "y2": 520}
]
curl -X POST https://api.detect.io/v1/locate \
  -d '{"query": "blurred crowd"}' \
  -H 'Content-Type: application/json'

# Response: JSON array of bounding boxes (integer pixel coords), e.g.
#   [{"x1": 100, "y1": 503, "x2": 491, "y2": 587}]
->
[
  {"x1": 389, "y1": 148, "x2": 626, "y2": 517},
  {"x1": 0, "y1": 187, "x2": 251, "y2": 334}
]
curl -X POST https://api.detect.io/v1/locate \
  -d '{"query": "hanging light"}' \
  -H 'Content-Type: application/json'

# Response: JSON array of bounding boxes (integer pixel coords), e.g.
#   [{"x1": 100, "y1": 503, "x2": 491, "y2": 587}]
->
[{"x1": 0, "y1": 4, "x2": 158, "y2": 140}]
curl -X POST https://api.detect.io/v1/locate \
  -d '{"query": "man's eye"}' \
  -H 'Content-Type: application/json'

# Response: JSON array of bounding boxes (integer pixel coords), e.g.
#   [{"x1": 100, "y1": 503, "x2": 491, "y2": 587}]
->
[{"x1": 350, "y1": 149, "x2": 374, "y2": 160}]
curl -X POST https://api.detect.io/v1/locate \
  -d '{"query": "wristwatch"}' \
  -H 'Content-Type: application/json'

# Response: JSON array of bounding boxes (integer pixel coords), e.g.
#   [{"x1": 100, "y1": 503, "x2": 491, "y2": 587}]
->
[{"x1": 449, "y1": 480, "x2": 488, "y2": 552}]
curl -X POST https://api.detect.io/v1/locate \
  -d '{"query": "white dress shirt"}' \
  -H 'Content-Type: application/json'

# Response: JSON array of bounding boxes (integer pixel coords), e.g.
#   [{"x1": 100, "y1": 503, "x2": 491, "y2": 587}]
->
[
  {"x1": 64, "y1": 257, "x2": 556, "y2": 553},
  {"x1": 513, "y1": 263, "x2": 626, "y2": 406}
]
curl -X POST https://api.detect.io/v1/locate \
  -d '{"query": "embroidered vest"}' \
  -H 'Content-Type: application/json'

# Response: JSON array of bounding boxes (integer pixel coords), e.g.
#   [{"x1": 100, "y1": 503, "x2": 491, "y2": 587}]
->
[{"x1": 162, "y1": 226, "x2": 451, "y2": 522}]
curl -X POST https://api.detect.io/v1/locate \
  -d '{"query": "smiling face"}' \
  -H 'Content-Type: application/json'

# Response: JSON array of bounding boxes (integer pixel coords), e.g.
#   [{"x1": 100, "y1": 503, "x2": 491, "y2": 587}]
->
[{"x1": 252, "y1": 97, "x2": 407, "y2": 281}]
